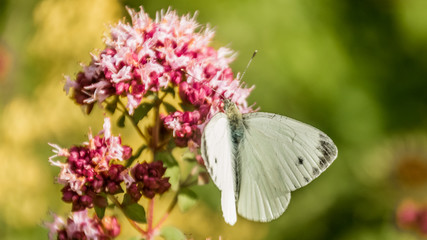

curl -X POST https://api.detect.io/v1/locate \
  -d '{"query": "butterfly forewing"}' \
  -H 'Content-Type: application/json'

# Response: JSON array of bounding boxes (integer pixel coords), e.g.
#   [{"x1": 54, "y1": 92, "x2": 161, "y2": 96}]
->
[
  {"x1": 236, "y1": 112, "x2": 337, "y2": 221},
  {"x1": 241, "y1": 112, "x2": 338, "y2": 191},
  {"x1": 201, "y1": 112, "x2": 238, "y2": 225}
]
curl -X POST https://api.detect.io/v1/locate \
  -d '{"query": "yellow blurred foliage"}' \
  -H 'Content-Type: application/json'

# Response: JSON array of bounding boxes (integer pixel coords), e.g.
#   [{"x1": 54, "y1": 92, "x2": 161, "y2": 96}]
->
[
  {"x1": 0, "y1": 146, "x2": 50, "y2": 227},
  {"x1": 1, "y1": 80, "x2": 98, "y2": 145},
  {"x1": 0, "y1": 0, "x2": 124, "y2": 232},
  {"x1": 0, "y1": 80, "x2": 104, "y2": 229},
  {"x1": 30, "y1": 0, "x2": 122, "y2": 61}
]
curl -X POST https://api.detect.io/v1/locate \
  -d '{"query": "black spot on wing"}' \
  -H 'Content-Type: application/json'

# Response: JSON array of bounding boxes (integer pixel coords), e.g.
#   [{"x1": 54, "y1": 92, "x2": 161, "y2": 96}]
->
[
  {"x1": 313, "y1": 167, "x2": 319, "y2": 176},
  {"x1": 298, "y1": 157, "x2": 304, "y2": 165},
  {"x1": 319, "y1": 156, "x2": 327, "y2": 169},
  {"x1": 320, "y1": 140, "x2": 333, "y2": 156},
  {"x1": 304, "y1": 177, "x2": 310, "y2": 183},
  {"x1": 215, "y1": 158, "x2": 217, "y2": 164},
  {"x1": 317, "y1": 139, "x2": 337, "y2": 163}
]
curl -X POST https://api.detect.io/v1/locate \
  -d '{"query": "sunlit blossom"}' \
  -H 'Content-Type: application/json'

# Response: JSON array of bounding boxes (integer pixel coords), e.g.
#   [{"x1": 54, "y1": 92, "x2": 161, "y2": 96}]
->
[
  {"x1": 64, "y1": 7, "x2": 254, "y2": 150},
  {"x1": 49, "y1": 118, "x2": 131, "y2": 210},
  {"x1": 46, "y1": 210, "x2": 120, "y2": 240}
]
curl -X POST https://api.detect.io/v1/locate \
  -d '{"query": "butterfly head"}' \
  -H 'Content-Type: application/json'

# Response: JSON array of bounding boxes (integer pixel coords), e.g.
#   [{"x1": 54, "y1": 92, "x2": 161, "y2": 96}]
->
[
  {"x1": 223, "y1": 99, "x2": 235, "y2": 111},
  {"x1": 223, "y1": 98, "x2": 242, "y2": 119}
]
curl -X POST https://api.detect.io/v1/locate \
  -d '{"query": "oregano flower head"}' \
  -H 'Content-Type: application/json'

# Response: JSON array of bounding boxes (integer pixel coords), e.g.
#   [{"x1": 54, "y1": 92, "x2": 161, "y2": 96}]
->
[
  {"x1": 45, "y1": 210, "x2": 120, "y2": 240},
  {"x1": 128, "y1": 161, "x2": 171, "y2": 201},
  {"x1": 49, "y1": 118, "x2": 132, "y2": 211},
  {"x1": 65, "y1": 7, "x2": 254, "y2": 150}
]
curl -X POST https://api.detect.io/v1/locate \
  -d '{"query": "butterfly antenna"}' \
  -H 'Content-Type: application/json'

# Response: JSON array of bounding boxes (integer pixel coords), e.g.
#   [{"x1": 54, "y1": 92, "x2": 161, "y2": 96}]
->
[
  {"x1": 238, "y1": 50, "x2": 258, "y2": 81},
  {"x1": 182, "y1": 70, "x2": 223, "y2": 97},
  {"x1": 182, "y1": 50, "x2": 257, "y2": 105}
]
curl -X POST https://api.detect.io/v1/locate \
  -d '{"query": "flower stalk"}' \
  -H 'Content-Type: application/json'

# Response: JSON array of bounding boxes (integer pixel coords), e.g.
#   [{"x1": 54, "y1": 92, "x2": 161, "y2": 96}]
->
[
  {"x1": 117, "y1": 99, "x2": 148, "y2": 143},
  {"x1": 108, "y1": 195, "x2": 147, "y2": 235}
]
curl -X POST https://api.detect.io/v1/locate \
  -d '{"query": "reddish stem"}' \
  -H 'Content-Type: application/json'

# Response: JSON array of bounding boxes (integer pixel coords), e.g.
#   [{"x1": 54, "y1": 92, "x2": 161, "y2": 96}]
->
[
  {"x1": 146, "y1": 198, "x2": 155, "y2": 240},
  {"x1": 154, "y1": 212, "x2": 170, "y2": 231},
  {"x1": 154, "y1": 192, "x2": 178, "y2": 230},
  {"x1": 148, "y1": 198, "x2": 154, "y2": 229}
]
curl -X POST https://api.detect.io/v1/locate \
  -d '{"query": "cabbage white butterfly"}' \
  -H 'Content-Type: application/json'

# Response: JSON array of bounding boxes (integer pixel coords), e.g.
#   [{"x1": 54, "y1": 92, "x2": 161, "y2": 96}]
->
[{"x1": 201, "y1": 98, "x2": 338, "y2": 225}]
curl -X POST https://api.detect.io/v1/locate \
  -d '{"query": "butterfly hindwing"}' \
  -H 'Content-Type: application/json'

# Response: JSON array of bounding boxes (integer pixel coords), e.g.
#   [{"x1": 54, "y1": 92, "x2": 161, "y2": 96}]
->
[
  {"x1": 237, "y1": 112, "x2": 338, "y2": 221},
  {"x1": 237, "y1": 138, "x2": 291, "y2": 221},
  {"x1": 201, "y1": 112, "x2": 237, "y2": 225}
]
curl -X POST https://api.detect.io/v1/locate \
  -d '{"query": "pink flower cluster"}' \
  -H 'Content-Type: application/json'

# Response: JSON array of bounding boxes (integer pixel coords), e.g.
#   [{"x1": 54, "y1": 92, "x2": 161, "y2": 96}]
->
[
  {"x1": 127, "y1": 161, "x2": 171, "y2": 201},
  {"x1": 46, "y1": 210, "x2": 120, "y2": 240},
  {"x1": 49, "y1": 118, "x2": 132, "y2": 211},
  {"x1": 64, "y1": 7, "x2": 253, "y2": 149},
  {"x1": 162, "y1": 110, "x2": 202, "y2": 148},
  {"x1": 397, "y1": 200, "x2": 427, "y2": 235}
]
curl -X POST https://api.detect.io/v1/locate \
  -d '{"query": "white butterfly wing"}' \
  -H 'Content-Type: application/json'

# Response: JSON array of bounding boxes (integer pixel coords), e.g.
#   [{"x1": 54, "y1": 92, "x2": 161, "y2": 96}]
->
[
  {"x1": 201, "y1": 113, "x2": 237, "y2": 225},
  {"x1": 237, "y1": 157, "x2": 291, "y2": 221},
  {"x1": 237, "y1": 112, "x2": 337, "y2": 222}
]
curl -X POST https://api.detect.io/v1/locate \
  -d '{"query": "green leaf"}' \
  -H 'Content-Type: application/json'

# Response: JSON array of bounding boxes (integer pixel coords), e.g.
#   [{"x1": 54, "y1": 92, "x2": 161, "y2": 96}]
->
[
  {"x1": 123, "y1": 201, "x2": 146, "y2": 223},
  {"x1": 164, "y1": 164, "x2": 180, "y2": 191},
  {"x1": 166, "y1": 138, "x2": 177, "y2": 152},
  {"x1": 181, "y1": 151, "x2": 196, "y2": 162},
  {"x1": 155, "y1": 152, "x2": 179, "y2": 190},
  {"x1": 133, "y1": 102, "x2": 154, "y2": 123},
  {"x1": 177, "y1": 189, "x2": 198, "y2": 212},
  {"x1": 179, "y1": 102, "x2": 193, "y2": 112},
  {"x1": 94, "y1": 206, "x2": 106, "y2": 219},
  {"x1": 105, "y1": 97, "x2": 118, "y2": 113},
  {"x1": 163, "y1": 87, "x2": 176, "y2": 97},
  {"x1": 126, "y1": 145, "x2": 147, "y2": 167},
  {"x1": 160, "y1": 226, "x2": 186, "y2": 240},
  {"x1": 163, "y1": 102, "x2": 177, "y2": 113},
  {"x1": 117, "y1": 113, "x2": 126, "y2": 128},
  {"x1": 155, "y1": 151, "x2": 178, "y2": 167},
  {"x1": 122, "y1": 193, "x2": 133, "y2": 206}
]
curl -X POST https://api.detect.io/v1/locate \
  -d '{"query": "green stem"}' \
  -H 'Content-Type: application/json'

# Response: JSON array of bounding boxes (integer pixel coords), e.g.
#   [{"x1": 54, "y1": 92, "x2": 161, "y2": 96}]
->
[
  {"x1": 145, "y1": 93, "x2": 165, "y2": 236},
  {"x1": 153, "y1": 174, "x2": 197, "y2": 231},
  {"x1": 151, "y1": 92, "x2": 167, "y2": 160},
  {"x1": 116, "y1": 91, "x2": 181, "y2": 236},
  {"x1": 152, "y1": 101, "x2": 160, "y2": 160},
  {"x1": 117, "y1": 99, "x2": 148, "y2": 143}
]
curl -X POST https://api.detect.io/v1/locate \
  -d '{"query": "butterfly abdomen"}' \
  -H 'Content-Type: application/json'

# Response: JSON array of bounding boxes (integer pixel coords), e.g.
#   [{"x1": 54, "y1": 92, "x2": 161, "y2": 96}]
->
[
  {"x1": 224, "y1": 100, "x2": 245, "y2": 200},
  {"x1": 224, "y1": 100, "x2": 244, "y2": 142}
]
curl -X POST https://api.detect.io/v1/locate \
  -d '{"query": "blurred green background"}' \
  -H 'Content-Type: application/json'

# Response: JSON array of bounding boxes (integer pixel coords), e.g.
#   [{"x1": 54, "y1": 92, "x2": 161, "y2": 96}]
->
[{"x1": 1, "y1": 0, "x2": 427, "y2": 239}]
